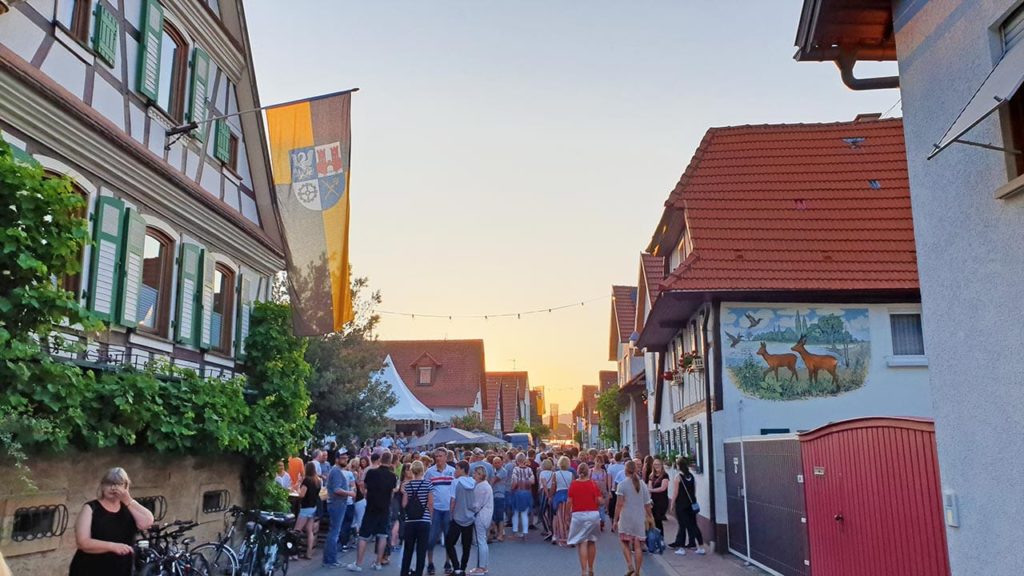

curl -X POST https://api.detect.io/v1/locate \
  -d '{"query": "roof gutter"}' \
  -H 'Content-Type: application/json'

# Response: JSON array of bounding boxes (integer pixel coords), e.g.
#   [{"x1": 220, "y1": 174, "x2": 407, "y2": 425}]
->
[{"x1": 837, "y1": 47, "x2": 899, "y2": 91}]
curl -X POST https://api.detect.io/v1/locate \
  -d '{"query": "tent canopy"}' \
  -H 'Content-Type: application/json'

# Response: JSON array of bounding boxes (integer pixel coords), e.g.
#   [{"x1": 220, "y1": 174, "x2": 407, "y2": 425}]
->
[
  {"x1": 377, "y1": 355, "x2": 444, "y2": 423},
  {"x1": 409, "y1": 427, "x2": 509, "y2": 448}
]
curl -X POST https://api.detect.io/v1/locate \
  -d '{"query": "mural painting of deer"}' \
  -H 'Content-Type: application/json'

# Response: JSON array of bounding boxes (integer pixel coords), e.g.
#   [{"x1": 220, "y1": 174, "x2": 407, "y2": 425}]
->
[
  {"x1": 757, "y1": 342, "x2": 799, "y2": 382},
  {"x1": 791, "y1": 335, "x2": 840, "y2": 391}
]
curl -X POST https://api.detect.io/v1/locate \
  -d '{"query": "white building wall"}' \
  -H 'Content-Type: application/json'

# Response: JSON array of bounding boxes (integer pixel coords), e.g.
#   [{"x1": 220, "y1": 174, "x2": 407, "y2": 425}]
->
[
  {"x1": 892, "y1": 3, "x2": 1024, "y2": 574},
  {"x1": 718, "y1": 301, "x2": 932, "y2": 440}
]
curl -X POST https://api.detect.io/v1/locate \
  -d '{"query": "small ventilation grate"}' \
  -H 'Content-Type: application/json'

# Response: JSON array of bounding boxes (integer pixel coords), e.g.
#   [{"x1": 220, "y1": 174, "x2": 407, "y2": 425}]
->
[
  {"x1": 842, "y1": 137, "x2": 865, "y2": 149},
  {"x1": 868, "y1": 180, "x2": 882, "y2": 189}
]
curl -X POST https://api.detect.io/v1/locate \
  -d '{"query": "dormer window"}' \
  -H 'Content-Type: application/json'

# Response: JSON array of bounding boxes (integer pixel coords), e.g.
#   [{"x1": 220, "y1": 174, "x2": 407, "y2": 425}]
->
[
  {"x1": 411, "y1": 352, "x2": 441, "y2": 386},
  {"x1": 418, "y1": 366, "x2": 433, "y2": 385}
]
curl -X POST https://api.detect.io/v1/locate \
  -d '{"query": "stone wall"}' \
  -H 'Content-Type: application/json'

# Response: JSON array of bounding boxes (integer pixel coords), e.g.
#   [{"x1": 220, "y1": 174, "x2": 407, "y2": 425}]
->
[{"x1": 0, "y1": 449, "x2": 244, "y2": 576}]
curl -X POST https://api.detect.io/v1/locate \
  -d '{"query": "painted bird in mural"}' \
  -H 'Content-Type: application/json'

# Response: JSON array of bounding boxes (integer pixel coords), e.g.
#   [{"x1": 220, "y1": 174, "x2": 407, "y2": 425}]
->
[
  {"x1": 744, "y1": 313, "x2": 763, "y2": 329},
  {"x1": 724, "y1": 331, "x2": 743, "y2": 348}
]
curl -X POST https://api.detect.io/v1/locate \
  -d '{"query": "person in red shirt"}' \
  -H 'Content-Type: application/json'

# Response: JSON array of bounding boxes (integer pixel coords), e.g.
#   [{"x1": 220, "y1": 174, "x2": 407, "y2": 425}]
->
[{"x1": 566, "y1": 463, "x2": 604, "y2": 576}]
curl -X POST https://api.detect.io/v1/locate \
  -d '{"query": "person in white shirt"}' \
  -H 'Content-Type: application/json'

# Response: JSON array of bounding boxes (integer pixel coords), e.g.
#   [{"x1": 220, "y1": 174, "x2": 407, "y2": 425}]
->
[{"x1": 274, "y1": 461, "x2": 293, "y2": 490}]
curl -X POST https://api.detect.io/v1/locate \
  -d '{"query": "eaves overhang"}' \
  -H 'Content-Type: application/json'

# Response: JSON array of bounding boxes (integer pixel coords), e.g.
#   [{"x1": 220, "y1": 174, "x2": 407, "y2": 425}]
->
[
  {"x1": 637, "y1": 286, "x2": 921, "y2": 351},
  {"x1": 794, "y1": 0, "x2": 897, "y2": 62}
]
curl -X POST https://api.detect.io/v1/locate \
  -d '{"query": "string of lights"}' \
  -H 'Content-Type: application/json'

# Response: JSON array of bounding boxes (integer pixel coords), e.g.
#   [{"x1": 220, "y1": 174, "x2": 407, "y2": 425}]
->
[{"x1": 378, "y1": 295, "x2": 609, "y2": 321}]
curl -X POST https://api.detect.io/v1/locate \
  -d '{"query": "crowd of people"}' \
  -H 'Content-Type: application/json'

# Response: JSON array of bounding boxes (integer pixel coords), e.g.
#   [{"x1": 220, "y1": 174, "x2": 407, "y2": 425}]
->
[{"x1": 277, "y1": 433, "x2": 708, "y2": 576}]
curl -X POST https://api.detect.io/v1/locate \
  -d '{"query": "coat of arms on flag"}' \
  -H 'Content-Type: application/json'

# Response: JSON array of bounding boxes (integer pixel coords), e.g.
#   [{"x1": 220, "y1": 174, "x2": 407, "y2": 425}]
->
[{"x1": 289, "y1": 141, "x2": 346, "y2": 211}]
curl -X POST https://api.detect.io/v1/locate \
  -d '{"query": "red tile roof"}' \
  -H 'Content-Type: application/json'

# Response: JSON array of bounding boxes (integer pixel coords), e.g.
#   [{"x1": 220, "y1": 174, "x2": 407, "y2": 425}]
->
[
  {"x1": 599, "y1": 371, "x2": 617, "y2": 392},
  {"x1": 609, "y1": 285, "x2": 638, "y2": 360},
  {"x1": 378, "y1": 340, "x2": 486, "y2": 410},
  {"x1": 483, "y1": 372, "x2": 529, "y2": 433},
  {"x1": 581, "y1": 385, "x2": 599, "y2": 422},
  {"x1": 657, "y1": 118, "x2": 917, "y2": 292},
  {"x1": 641, "y1": 254, "x2": 665, "y2": 302}
]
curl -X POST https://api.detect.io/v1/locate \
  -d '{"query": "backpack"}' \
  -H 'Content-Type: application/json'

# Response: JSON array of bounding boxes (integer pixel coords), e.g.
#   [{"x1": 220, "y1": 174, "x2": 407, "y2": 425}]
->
[
  {"x1": 646, "y1": 527, "x2": 666, "y2": 555},
  {"x1": 405, "y1": 483, "x2": 426, "y2": 521}
]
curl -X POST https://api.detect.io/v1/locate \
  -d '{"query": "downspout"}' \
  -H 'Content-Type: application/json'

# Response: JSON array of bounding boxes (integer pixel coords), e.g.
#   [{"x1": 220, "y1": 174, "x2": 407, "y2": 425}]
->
[
  {"x1": 837, "y1": 48, "x2": 899, "y2": 91},
  {"x1": 702, "y1": 301, "x2": 719, "y2": 550}
]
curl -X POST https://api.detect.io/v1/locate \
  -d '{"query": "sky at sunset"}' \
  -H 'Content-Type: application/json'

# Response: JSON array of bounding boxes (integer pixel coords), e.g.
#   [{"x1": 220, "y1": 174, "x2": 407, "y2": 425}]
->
[{"x1": 246, "y1": 1, "x2": 900, "y2": 412}]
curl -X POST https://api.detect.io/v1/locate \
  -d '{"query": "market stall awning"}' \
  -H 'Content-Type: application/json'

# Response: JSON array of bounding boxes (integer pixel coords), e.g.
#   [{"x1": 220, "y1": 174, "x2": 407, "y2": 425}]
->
[{"x1": 377, "y1": 355, "x2": 444, "y2": 422}]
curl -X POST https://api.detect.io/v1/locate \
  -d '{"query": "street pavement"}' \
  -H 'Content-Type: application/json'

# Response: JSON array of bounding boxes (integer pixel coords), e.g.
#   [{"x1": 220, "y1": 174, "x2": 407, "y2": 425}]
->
[{"x1": 289, "y1": 517, "x2": 765, "y2": 576}]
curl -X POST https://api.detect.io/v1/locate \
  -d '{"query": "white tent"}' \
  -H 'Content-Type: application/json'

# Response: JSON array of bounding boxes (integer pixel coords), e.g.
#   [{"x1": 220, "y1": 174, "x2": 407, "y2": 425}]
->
[{"x1": 378, "y1": 355, "x2": 444, "y2": 423}]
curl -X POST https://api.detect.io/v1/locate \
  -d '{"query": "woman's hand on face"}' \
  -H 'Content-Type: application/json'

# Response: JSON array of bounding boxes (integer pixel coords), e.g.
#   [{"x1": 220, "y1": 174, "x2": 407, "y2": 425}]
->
[{"x1": 118, "y1": 487, "x2": 133, "y2": 505}]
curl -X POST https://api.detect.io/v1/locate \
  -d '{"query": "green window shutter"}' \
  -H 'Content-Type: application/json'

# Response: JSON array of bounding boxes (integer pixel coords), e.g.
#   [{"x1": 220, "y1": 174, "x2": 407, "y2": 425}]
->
[
  {"x1": 87, "y1": 196, "x2": 126, "y2": 323},
  {"x1": 188, "y1": 47, "x2": 211, "y2": 141},
  {"x1": 174, "y1": 244, "x2": 203, "y2": 346},
  {"x1": 117, "y1": 209, "x2": 147, "y2": 328},
  {"x1": 214, "y1": 120, "x2": 231, "y2": 163},
  {"x1": 234, "y1": 275, "x2": 251, "y2": 359},
  {"x1": 92, "y1": 3, "x2": 118, "y2": 67},
  {"x1": 136, "y1": 0, "x2": 164, "y2": 101},
  {"x1": 199, "y1": 255, "x2": 216, "y2": 349}
]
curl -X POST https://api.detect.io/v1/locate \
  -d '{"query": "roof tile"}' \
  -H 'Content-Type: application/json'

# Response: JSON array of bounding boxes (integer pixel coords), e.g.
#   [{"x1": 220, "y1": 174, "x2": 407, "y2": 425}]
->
[
  {"x1": 659, "y1": 118, "x2": 918, "y2": 293},
  {"x1": 378, "y1": 340, "x2": 486, "y2": 410}
]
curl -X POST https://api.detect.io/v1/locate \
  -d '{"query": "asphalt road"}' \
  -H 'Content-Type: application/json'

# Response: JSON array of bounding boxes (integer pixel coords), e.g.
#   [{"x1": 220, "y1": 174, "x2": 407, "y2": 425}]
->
[{"x1": 290, "y1": 528, "x2": 674, "y2": 576}]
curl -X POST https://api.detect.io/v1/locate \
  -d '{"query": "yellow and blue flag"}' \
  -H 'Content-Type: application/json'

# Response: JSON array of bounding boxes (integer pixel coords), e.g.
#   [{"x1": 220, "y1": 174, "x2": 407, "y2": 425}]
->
[{"x1": 265, "y1": 91, "x2": 354, "y2": 335}]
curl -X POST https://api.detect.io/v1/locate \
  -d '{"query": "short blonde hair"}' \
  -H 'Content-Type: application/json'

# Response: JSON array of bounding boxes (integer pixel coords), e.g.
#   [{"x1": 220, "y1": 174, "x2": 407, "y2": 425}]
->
[
  {"x1": 410, "y1": 460, "x2": 425, "y2": 477},
  {"x1": 97, "y1": 467, "x2": 130, "y2": 497},
  {"x1": 558, "y1": 456, "x2": 570, "y2": 471},
  {"x1": 541, "y1": 458, "x2": 553, "y2": 471}
]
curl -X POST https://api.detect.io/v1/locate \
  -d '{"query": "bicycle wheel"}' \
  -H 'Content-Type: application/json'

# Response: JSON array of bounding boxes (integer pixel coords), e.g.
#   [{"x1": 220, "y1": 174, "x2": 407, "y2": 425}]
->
[
  {"x1": 237, "y1": 542, "x2": 258, "y2": 576},
  {"x1": 191, "y1": 542, "x2": 238, "y2": 576},
  {"x1": 137, "y1": 560, "x2": 171, "y2": 576},
  {"x1": 270, "y1": 551, "x2": 288, "y2": 576},
  {"x1": 187, "y1": 552, "x2": 212, "y2": 576}
]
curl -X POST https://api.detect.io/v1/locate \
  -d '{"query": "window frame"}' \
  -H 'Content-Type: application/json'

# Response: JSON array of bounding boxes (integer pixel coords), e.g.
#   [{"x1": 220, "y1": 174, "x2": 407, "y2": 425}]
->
[
  {"x1": 211, "y1": 263, "x2": 235, "y2": 354},
  {"x1": 59, "y1": 0, "x2": 95, "y2": 45},
  {"x1": 136, "y1": 227, "x2": 174, "y2": 337},
  {"x1": 157, "y1": 21, "x2": 190, "y2": 123},
  {"x1": 226, "y1": 132, "x2": 240, "y2": 173},
  {"x1": 889, "y1": 312, "x2": 925, "y2": 356},
  {"x1": 418, "y1": 366, "x2": 433, "y2": 386},
  {"x1": 55, "y1": 177, "x2": 88, "y2": 297}
]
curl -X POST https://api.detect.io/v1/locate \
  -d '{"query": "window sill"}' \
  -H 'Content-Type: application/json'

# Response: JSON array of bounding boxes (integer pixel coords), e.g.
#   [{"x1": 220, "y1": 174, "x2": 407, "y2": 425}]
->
[
  {"x1": 995, "y1": 173, "x2": 1024, "y2": 199},
  {"x1": 129, "y1": 331, "x2": 175, "y2": 353},
  {"x1": 886, "y1": 355, "x2": 928, "y2": 367},
  {"x1": 53, "y1": 23, "x2": 96, "y2": 66},
  {"x1": 204, "y1": 351, "x2": 236, "y2": 367}
]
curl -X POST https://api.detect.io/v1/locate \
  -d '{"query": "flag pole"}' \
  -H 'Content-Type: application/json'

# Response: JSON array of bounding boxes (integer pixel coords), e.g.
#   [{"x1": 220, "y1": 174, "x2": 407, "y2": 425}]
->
[{"x1": 165, "y1": 87, "x2": 360, "y2": 148}]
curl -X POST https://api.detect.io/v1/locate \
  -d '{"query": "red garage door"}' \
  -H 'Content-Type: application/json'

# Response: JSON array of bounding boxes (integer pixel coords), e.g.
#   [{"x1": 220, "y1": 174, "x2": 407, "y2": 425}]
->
[{"x1": 799, "y1": 418, "x2": 950, "y2": 576}]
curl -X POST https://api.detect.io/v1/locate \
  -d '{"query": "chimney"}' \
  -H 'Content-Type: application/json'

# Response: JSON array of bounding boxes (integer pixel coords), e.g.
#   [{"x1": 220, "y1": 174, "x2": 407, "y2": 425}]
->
[{"x1": 854, "y1": 113, "x2": 883, "y2": 122}]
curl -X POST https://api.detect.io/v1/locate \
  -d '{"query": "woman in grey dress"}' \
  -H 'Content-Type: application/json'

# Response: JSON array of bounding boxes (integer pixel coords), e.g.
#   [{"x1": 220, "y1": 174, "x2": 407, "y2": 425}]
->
[{"x1": 612, "y1": 461, "x2": 653, "y2": 576}]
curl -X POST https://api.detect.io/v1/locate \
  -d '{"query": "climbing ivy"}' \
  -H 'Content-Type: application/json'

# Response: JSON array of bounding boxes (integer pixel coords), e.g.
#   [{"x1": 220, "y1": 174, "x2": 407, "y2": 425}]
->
[{"x1": 0, "y1": 137, "x2": 313, "y2": 508}]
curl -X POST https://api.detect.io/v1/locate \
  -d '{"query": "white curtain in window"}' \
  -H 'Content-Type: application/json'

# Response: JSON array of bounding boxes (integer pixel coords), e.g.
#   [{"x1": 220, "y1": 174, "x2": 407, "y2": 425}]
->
[{"x1": 890, "y1": 314, "x2": 925, "y2": 355}]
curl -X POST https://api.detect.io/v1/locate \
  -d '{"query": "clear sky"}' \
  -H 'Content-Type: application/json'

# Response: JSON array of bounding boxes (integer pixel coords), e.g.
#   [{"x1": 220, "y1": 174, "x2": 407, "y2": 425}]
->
[{"x1": 246, "y1": 1, "x2": 900, "y2": 412}]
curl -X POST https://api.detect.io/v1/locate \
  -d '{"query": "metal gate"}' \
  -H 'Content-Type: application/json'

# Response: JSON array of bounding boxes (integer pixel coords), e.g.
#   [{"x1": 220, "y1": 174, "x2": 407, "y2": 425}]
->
[
  {"x1": 724, "y1": 436, "x2": 808, "y2": 576},
  {"x1": 799, "y1": 417, "x2": 950, "y2": 576}
]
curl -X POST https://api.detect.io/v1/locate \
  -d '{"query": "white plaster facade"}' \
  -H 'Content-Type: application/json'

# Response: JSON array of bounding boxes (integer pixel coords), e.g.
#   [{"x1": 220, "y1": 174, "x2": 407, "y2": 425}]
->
[{"x1": 887, "y1": 3, "x2": 1024, "y2": 573}]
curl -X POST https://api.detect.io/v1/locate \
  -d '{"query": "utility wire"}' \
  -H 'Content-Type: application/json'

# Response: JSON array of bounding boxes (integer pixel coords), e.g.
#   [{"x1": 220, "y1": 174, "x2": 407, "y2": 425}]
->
[{"x1": 379, "y1": 295, "x2": 608, "y2": 320}]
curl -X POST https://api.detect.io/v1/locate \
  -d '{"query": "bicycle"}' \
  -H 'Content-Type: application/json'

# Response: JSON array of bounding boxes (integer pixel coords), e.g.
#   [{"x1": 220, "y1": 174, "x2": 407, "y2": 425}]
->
[
  {"x1": 191, "y1": 506, "x2": 247, "y2": 576},
  {"x1": 135, "y1": 519, "x2": 211, "y2": 575},
  {"x1": 236, "y1": 509, "x2": 298, "y2": 576}
]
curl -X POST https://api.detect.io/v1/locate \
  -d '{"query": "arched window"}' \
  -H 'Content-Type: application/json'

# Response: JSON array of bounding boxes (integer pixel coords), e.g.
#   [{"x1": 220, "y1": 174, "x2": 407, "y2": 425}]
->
[
  {"x1": 157, "y1": 21, "x2": 189, "y2": 122},
  {"x1": 50, "y1": 175, "x2": 87, "y2": 297},
  {"x1": 137, "y1": 229, "x2": 174, "y2": 335},
  {"x1": 210, "y1": 264, "x2": 235, "y2": 353}
]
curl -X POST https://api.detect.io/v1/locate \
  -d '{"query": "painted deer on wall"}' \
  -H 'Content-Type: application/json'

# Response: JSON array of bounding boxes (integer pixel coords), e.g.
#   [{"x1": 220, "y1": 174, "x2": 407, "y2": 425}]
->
[
  {"x1": 756, "y1": 342, "x2": 799, "y2": 382},
  {"x1": 791, "y1": 335, "x2": 840, "y2": 390}
]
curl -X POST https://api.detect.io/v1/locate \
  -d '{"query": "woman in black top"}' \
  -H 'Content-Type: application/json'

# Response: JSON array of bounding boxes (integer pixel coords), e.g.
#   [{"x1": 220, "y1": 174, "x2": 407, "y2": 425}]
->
[
  {"x1": 69, "y1": 467, "x2": 154, "y2": 576},
  {"x1": 669, "y1": 457, "x2": 706, "y2": 554},
  {"x1": 647, "y1": 458, "x2": 670, "y2": 535},
  {"x1": 294, "y1": 461, "x2": 322, "y2": 560}
]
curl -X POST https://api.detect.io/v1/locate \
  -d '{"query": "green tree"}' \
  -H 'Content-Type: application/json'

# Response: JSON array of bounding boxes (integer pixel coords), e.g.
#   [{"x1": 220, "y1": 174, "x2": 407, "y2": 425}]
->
[
  {"x1": 597, "y1": 387, "x2": 622, "y2": 445},
  {"x1": 817, "y1": 314, "x2": 845, "y2": 348},
  {"x1": 0, "y1": 139, "x2": 97, "y2": 480},
  {"x1": 451, "y1": 413, "x2": 486, "y2": 431},
  {"x1": 512, "y1": 419, "x2": 531, "y2": 433},
  {"x1": 305, "y1": 276, "x2": 395, "y2": 442},
  {"x1": 530, "y1": 422, "x2": 551, "y2": 439}
]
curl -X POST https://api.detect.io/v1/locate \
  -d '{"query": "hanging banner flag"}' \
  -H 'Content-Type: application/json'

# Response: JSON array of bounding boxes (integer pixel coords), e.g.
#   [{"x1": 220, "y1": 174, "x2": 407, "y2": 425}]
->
[{"x1": 265, "y1": 90, "x2": 355, "y2": 335}]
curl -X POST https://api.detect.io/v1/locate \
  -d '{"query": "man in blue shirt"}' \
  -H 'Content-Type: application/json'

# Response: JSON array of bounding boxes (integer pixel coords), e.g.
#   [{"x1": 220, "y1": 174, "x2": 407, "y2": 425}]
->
[{"x1": 323, "y1": 451, "x2": 355, "y2": 568}]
